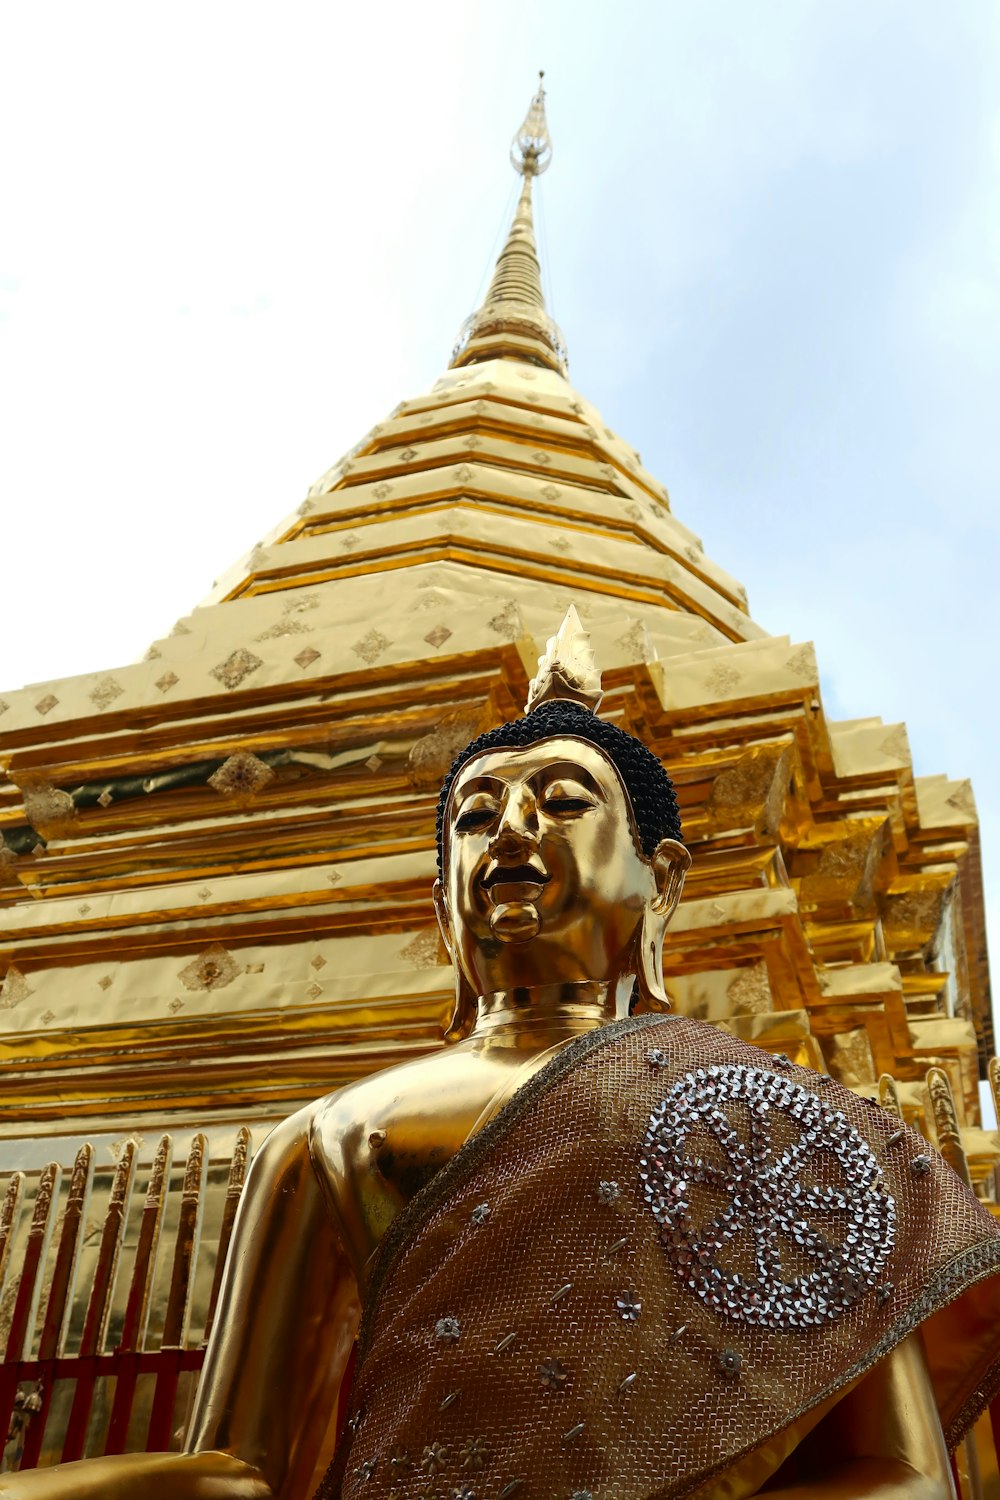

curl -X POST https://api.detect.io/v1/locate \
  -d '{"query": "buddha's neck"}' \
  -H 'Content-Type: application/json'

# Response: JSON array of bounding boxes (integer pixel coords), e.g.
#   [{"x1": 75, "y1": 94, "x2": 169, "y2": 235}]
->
[{"x1": 469, "y1": 979, "x2": 624, "y2": 1046}]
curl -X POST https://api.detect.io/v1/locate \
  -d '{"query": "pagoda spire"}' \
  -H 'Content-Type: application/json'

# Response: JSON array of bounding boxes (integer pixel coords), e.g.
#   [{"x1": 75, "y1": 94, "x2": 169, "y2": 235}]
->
[{"x1": 450, "y1": 75, "x2": 568, "y2": 376}]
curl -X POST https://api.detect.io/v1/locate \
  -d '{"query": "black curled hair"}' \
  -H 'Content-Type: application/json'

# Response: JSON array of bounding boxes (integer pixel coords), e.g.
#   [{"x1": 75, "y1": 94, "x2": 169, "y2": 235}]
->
[{"x1": 435, "y1": 699, "x2": 683, "y2": 879}]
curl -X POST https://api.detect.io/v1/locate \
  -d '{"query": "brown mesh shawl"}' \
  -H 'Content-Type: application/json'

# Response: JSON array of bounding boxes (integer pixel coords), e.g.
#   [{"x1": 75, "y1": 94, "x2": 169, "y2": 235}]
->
[{"x1": 319, "y1": 1016, "x2": 1000, "y2": 1499}]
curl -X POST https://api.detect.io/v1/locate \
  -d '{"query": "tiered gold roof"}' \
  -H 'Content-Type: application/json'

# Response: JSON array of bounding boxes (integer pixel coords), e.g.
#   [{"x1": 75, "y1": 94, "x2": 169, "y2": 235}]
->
[{"x1": 0, "y1": 83, "x2": 992, "y2": 1194}]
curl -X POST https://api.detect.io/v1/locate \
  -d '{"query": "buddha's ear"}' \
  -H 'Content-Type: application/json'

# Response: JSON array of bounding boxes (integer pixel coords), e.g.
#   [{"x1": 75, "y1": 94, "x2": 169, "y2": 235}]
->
[
  {"x1": 431, "y1": 878, "x2": 453, "y2": 954},
  {"x1": 651, "y1": 839, "x2": 691, "y2": 917},
  {"x1": 634, "y1": 840, "x2": 691, "y2": 1013},
  {"x1": 432, "y1": 879, "x2": 477, "y2": 1043},
  {"x1": 634, "y1": 901, "x2": 670, "y2": 1011}
]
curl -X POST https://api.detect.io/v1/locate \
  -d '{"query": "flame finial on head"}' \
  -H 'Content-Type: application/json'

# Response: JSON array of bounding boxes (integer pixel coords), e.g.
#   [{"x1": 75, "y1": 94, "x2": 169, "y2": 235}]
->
[{"x1": 525, "y1": 606, "x2": 603, "y2": 715}]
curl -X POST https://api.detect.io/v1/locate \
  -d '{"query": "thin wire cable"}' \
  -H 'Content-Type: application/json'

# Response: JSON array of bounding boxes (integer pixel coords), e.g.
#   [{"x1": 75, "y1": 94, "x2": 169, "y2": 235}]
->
[
  {"x1": 535, "y1": 176, "x2": 556, "y2": 326},
  {"x1": 472, "y1": 175, "x2": 519, "y2": 309}
]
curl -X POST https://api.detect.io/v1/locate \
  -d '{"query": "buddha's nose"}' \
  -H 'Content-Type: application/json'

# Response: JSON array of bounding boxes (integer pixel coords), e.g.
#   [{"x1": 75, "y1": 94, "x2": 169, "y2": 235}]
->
[{"x1": 489, "y1": 788, "x2": 538, "y2": 854}]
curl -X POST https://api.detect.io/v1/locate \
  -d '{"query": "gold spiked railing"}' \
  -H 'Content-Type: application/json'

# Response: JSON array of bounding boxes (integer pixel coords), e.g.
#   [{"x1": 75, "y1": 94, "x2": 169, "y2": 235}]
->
[{"x1": 0, "y1": 1129, "x2": 251, "y2": 1472}]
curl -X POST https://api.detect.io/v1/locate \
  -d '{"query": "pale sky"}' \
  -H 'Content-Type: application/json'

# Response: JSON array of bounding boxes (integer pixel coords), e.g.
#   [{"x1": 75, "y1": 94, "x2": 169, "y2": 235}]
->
[{"x1": 2, "y1": 3, "x2": 999, "y2": 1055}]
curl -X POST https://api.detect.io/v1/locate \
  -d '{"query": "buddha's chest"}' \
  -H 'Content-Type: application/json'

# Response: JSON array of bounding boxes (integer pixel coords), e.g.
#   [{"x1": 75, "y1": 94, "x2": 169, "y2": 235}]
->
[{"x1": 323, "y1": 1048, "x2": 557, "y2": 1273}]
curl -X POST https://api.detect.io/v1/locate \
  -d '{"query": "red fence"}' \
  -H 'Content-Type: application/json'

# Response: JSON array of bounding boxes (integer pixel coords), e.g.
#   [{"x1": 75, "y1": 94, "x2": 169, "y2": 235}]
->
[{"x1": 0, "y1": 1129, "x2": 250, "y2": 1471}]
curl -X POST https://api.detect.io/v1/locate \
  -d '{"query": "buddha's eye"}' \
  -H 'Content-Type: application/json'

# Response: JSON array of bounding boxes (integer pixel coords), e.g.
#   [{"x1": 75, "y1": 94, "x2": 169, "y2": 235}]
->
[
  {"x1": 454, "y1": 801, "x2": 499, "y2": 833},
  {"x1": 540, "y1": 781, "x2": 597, "y2": 817}
]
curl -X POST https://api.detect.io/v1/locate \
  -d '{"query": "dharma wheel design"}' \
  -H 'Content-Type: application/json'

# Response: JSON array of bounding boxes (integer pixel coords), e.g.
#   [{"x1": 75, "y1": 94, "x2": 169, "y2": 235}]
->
[{"x1": 641, "y1": 1064, "x2": 896, "y2": 1330}]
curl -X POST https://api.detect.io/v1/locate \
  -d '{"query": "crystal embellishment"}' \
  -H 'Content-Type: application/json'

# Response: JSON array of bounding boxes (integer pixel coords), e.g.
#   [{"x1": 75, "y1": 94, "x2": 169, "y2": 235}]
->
[
  {"x1": 89, "y1": 676, "x2": 124, "y2": 711},
  {"x1": 597, "y1": 1180, "x2": 620, "y2": 1204},
  {"x1": 208, "y1": 751, "x2": 274, "y2": 797},
  {"x1": 461, "y1": 1436, "x2": 488, "y2": 1470},
  {"x1": 352, "y1": 629, "x2": 391, "y2": 666},
  {"x1": 616, "y1": 1292, "x2": 642, "y2": 1322},
  {"x1": 389, "y1": 1448, "x2": 411, "y2": 1477},
  {"x1": 641, "y1": 1063, "x2": 896, "y2": 1331},
  {"x1": 421, "y1": 1441, "x2": 448, "y2": 1474},
  {"x1": 435, "y1": 1316, "x2": 461, "y2": 1342},
  {"x1": 211, "y1": 648, "x2": 262, "y2": 690}
]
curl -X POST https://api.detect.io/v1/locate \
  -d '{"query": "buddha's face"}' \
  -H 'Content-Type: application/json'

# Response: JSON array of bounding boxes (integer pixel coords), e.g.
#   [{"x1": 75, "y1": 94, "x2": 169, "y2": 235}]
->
[{"x1": 436, "y1": 736, "x2": 686, "y2": 998}]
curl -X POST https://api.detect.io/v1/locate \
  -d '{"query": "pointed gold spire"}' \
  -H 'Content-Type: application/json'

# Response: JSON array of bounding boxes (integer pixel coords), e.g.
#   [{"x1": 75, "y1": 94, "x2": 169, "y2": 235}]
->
[
  {"x1": 526, "y1": 606, "x2": 603, "y2": 714},
  {"x1": 451, "y1": 75, "x2": 567, "y2": 376}
]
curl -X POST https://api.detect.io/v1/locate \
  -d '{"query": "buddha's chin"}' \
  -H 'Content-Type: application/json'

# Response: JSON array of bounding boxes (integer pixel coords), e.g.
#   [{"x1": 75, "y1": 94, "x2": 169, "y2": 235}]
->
[{"x1": 488, "y1": 900, "x2": 542, "y2": 944}]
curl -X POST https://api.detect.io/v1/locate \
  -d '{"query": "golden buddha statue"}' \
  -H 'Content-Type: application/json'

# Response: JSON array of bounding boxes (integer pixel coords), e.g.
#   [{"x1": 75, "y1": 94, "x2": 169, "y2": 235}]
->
[{"x1": 4, "y1": 612, "x2": 1000, "y2": 1500}]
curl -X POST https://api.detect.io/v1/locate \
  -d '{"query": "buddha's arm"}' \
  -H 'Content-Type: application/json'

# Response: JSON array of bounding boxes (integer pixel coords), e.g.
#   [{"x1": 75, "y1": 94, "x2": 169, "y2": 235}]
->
[
  {"x1": 0, "y1": 1106, "x2": 360, "y2": 1499},
  {"x1": 185, "y1": 1105, "x2": 361, "y2": 1492},
  {"x1": 760, "y1": 1334, "x2": 954, "y2": 1499}
]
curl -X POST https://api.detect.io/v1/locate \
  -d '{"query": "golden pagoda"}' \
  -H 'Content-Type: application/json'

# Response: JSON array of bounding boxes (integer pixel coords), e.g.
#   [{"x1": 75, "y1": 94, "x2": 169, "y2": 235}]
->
[{"x1": 0, "y1": 79, "x2": 995, "y2": 1476}]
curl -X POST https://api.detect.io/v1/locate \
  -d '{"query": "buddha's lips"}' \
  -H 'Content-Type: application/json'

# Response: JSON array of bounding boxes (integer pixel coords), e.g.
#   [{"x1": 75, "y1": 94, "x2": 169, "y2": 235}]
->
[{"x1": 483, "y1": 863, "x2": 550, "y2": 891}]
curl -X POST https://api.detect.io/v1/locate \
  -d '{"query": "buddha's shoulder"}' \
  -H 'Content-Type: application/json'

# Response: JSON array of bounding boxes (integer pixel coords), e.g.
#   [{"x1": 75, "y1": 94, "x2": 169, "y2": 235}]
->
[{"x1": 306, "y1": 1045, "x2": 504, "y2": 1182}]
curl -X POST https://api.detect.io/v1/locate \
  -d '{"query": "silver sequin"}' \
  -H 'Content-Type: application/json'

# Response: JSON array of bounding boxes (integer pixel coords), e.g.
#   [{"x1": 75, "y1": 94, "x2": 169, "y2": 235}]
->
[
  {"x1": 717, "y1": 1348, "x2": 742, "y2": 1379},
  {"x1": 641, "y1": 1062, "x2": 896, "y2": 1332},
  {"x1": 539, "y1": 1357, "x2": 568, "y2": 1390},
  {"x1": 910, "y1": 1154, "x2": 932, "y2": 1178},
  {"x1": 471, "y1": 1202, "x2": 491, "y2": 1225},
  {"x1": 597, "y1": 1180, "x2": 621, "y2": 1204},
  {"x1": 422, "y1": 1441, "x2": 449, "y2": 1474},
  {"x1": 435, "y1": 1316, "x2": 461, "y2": 1342},
  {"x1": 461, "y1": 1436, "x2": 488, "y2": 1471},
  {"x1": 647, "y1": 1048, "x2": 668, "y2": 1068},
  {"x1": 615, "y1": 1292, "x2": 642, "y2": 1321}
]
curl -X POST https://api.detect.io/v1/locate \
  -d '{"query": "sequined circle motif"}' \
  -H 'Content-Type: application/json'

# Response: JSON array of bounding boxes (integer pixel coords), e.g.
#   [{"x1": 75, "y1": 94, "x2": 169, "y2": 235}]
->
[{"x1": 641, "y1": 1064, "x2": 896, "y2": 1330}]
